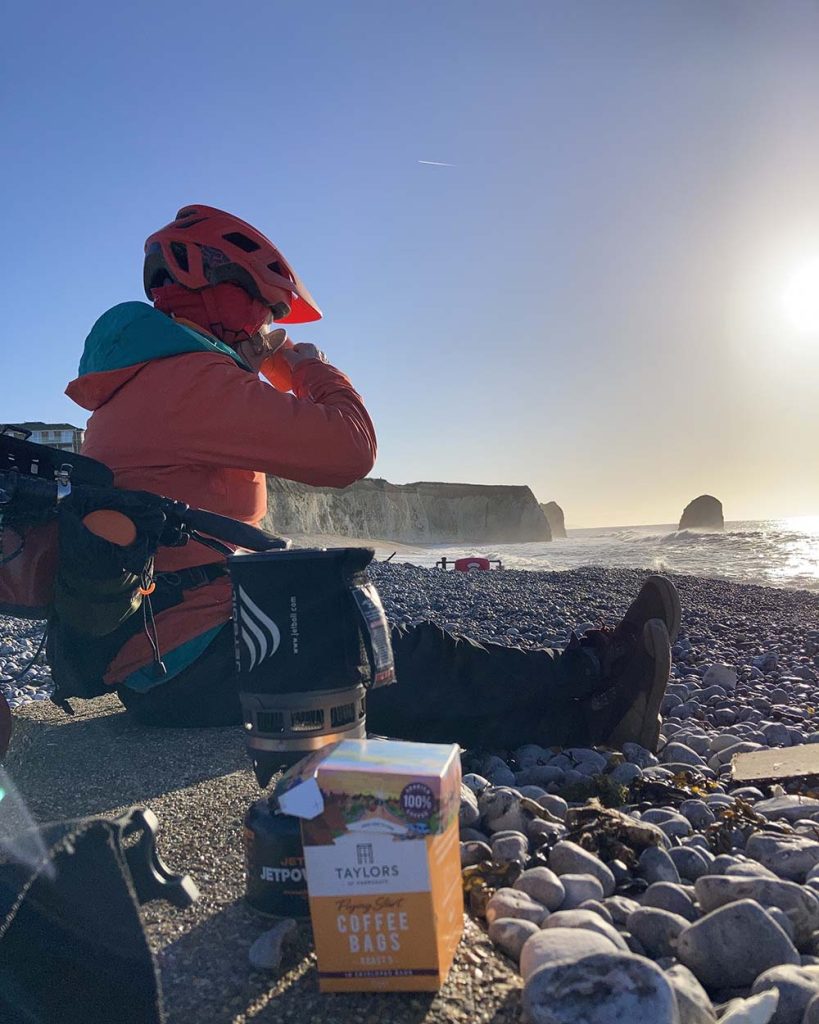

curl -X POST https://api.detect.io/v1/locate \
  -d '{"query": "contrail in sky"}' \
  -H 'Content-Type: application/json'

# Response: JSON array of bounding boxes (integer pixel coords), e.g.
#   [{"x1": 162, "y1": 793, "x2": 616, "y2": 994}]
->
[{"x1": 417, "y1": 160, "x2": 455, "y2": 167}]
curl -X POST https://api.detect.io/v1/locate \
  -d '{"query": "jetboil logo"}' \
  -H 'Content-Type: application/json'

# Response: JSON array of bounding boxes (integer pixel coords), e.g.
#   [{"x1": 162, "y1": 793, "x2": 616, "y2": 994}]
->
[{"x1": 237, "y1": 585, "x2": 281, "y2": 670}]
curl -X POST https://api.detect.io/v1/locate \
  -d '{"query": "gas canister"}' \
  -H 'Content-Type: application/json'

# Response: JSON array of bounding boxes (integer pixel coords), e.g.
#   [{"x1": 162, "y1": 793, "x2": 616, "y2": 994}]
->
[{"x1": 244, "y1": 797, "x2": 309, "y2": 918}]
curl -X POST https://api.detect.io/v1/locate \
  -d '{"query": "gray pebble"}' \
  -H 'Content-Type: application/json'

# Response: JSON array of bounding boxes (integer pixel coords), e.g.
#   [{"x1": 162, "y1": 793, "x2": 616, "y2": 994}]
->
[
  {"x1": 744, "y1": 832, "x2": 819, "y2": 883},
  {"x1": 520, "y1": 927, "x2": 618, "y2": 981},
  {"x1": 643, "y1": 882, "x2": 699, "y2": 922},
  {"x1": 459, "y1": 784, "x2": 480, "y2": 828},
  {"x1": 677, "y1": 899, "x2": 800, "y2": 989},
  {"x1": 544, "y1": 909, "x2": 629, "y2": 951},
  {"x1": 577, "y1": 899, "x2": 614, "y2": 924},
  {"x1": 513, "y1": 867, "x2": 566, "y2": 911},
  {"x1": 486, "y1": 887, "x2": 548, "y2": 926},
  {"x1": 248, "y1": 918, "x2": 298, "y2": 972},
  {"x1": 462, "y1": 772, "x2": 491, "y2": 794},
  {"x1": 460, "y1": 840, "x2": 492, "y2": 867},
  {"x1": 679, "y1": 799, "x2": 716, "y2": 829},
  {"x1": 638, "y1": 845, "x2": 681, "y2": 885},
  {"x1": 522, "y1": 952, "x2": 679, "y2": 1024},
  {"x1": 549, "y1": 840, "x2": 615, "y2": 896},
  {"x1": 488, "y1": 917, "x2": 540, "y2": 962},
  {"x1": 603, "y1": 895, "x2": 641, "y2": 925},
  {"x1": 750, "y1": 963, "x2": 819, "y2": 1024},
  {"x1": 558, "y1": 873, "x2": 606, "y2": 909},
  {"x1": 670, "y1": 846, "x2": 713, "y2": 882},
  {"x1": 491, "y1": 831, "x2": 529, "y2": 866},
  {"x1": 627, "y1": 906, "x2": 689, "y2": 960},
  {"x1": 695, "y1": 875, "x2": 819, "y2": 946},
  {"x1": 664, "y1": 963, "x2": 717, "y2": 1024}
]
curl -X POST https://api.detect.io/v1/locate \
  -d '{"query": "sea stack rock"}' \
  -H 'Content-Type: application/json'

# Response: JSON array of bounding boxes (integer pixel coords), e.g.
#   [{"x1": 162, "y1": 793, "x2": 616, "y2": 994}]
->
[
  {"x1": 540, "y1": 502, "x2": 567, "y2": 539},
  {"x1": 678, "y1": 495, "x2": 724, "y2": 531}
]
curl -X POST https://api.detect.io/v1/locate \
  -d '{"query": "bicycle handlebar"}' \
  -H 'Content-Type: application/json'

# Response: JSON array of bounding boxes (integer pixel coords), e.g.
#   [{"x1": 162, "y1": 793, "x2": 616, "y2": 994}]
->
[{"x1": 0, "y1": 468, "x2": 289, "y2": 553}]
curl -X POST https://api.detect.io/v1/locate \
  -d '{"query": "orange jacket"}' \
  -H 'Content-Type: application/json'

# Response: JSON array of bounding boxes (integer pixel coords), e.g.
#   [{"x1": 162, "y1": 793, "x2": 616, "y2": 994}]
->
[{"x1": 66, "y1": 302, "x2": 376, "y2": 689}]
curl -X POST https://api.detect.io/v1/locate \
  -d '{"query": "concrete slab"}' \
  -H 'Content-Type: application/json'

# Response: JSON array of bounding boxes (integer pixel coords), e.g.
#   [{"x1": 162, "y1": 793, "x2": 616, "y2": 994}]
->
[{"x1": 733, "y1": 743, "x2": 819, "y2": 783}]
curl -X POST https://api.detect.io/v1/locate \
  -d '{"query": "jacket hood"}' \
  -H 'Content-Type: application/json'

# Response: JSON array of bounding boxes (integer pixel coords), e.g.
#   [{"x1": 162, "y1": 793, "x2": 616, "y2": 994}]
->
[{"x1": 66, "y1": 301, "x2": 248, "y2": 411}]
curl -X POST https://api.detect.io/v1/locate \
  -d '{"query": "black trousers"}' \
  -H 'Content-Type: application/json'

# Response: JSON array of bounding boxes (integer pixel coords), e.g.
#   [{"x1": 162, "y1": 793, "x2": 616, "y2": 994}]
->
[{"x1": 118, "y1": 621, "x2": 595, "y2": 749}]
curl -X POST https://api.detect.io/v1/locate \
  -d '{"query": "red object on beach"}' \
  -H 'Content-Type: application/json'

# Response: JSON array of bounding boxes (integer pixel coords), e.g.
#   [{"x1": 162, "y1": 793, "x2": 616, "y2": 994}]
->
[
  {"x1": 454, "y1": 557, "x2": 491, "y2": 572},
  {"x1": 0, "y1": 522, "x2": 58, "y2": 618}
]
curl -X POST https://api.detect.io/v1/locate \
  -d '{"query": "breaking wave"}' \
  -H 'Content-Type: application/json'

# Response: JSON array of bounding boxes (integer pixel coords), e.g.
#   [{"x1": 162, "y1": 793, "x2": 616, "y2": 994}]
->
[{"x1": 380, "y1": 518, "x2": 819, "y2": 592}]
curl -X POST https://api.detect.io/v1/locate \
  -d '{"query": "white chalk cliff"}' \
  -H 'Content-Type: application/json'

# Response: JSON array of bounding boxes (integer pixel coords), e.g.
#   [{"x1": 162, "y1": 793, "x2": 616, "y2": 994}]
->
[
  {"x1": 261, "y1": 478, "x2": 552, "y2": 543},
  {"x1": 540, "y1": 501, "x2": 567, "y2": 539}
]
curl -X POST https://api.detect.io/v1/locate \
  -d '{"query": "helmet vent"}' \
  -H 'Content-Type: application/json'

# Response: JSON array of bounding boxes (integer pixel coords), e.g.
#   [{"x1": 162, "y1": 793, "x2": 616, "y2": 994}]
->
[
  {"x1": 267, "y1": 260, "x2": 284, "y2": 275},
  {"x1": 170, "y1": 242, "x2": 189, "y2": 272},
  {"x1": 174, "y1": 217, "x2": 206, "y2": 230},
  {"x1": 223, "y1": 232, "x2": 260, "y2": 253}
]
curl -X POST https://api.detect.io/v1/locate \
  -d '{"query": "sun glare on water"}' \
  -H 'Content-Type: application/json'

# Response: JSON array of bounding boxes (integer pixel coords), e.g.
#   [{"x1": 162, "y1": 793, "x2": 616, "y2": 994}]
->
[{"x1": 782, "y1": 258, "x2": 819, "y2": 335}]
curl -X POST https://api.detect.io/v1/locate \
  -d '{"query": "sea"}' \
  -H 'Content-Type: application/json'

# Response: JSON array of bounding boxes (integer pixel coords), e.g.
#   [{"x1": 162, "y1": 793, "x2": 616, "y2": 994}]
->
[{"x1": 375, "y1": 518, "x2": 819, "y2": 593}]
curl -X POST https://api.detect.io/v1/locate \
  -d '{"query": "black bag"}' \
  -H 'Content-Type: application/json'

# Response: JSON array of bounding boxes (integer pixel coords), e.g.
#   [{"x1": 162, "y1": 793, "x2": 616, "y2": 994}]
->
[
  {"x1": 0, "y1": 431, "x2": 114, "y2": 620},
  {"x1": 0, "y1": 806, "x2": 197, "y2": 1024},
  {"x1": 46, "y1": 488, "x2": 168, "y2": 705}
]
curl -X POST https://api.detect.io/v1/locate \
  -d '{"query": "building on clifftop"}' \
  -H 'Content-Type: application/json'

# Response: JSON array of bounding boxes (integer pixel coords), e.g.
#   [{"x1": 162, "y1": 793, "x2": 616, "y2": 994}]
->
[{"x1": 12, "y1": 422, "x2": 85, "y2": 453}]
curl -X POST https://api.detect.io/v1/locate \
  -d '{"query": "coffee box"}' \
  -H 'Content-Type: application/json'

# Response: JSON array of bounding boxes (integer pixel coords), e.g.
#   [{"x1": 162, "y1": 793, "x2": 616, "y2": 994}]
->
[{"x1": 274, "y1": 738, "x2": 463, "y2": 992}]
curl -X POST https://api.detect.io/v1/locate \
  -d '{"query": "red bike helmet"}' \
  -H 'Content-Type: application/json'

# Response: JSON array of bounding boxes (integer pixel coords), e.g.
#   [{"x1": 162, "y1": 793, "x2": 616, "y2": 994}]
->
[{"x1": 143, "y1": 205, "x2": 322, "y2": 324}]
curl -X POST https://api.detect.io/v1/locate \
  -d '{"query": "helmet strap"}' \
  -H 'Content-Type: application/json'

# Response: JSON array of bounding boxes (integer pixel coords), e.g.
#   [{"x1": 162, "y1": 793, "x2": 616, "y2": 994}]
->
[{"x1": 152, "y1": 282, "x2": 269, "y2": 346}]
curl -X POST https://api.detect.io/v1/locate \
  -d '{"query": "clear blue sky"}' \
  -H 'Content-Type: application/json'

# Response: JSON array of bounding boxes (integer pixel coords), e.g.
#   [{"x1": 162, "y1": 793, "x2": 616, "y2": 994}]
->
[{"x1": 3, "y1": 1, "x2": 819, "y2": 526}]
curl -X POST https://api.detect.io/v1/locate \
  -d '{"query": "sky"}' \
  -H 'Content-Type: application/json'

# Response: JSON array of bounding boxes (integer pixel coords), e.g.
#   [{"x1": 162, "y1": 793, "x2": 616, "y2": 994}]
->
[{"x1": 2, "y1": 0, "x2": 818, "y2": 528}]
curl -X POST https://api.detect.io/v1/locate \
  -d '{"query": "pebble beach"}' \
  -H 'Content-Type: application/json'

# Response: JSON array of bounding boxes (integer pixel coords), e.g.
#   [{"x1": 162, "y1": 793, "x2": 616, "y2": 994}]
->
[{"x1": 4, "y1": 563, "x2": 819, "y2": 1022}]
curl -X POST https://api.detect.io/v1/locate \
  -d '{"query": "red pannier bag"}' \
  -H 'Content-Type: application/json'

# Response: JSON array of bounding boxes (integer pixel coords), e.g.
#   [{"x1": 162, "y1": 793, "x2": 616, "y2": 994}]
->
[{"x1": 0, "y1": 521, "x2": 58, "y2": 619}]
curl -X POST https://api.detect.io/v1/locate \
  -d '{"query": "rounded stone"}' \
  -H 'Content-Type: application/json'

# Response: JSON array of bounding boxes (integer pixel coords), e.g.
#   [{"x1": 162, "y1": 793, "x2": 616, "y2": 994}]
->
[
  {"x1": 643, "y1": 882, "x2": 699, "y2": 922},
  {"x1": 694, "y1": 875, "x2": 819, "y2": 946},
  {"x1": 514, "y1": 867, "x2": 566, "y2": 911},
  {"x1": 670, "y1": 846, "x2": 713, "y2": 882},
  {"x1": 544, "y1": 909, "x2": 629, "y2": 951},
  {"x1": 248, "y1": 918, "x2": 298, "y2": 971},
  {"x1": 488, "y1": 917, "x2": 540, "y2": 962},
  {"x1": 577, "y1": 899, "x2": 614, "y2": 924},
  {"x1": 462, "y1": 772, "x2": 490, "y2": 794},
  {"x1": 549, "y1": 841, "x2": 616, "y2": 896},
  {"x1": 557, "y1": 873, "x2": 606, "y2": 909},
  {"x1": 460, "y1": 840, "x2": 492, "y2": 867},
  {"x1": 679, "y1": 799, "x2": 716, "y2": 830},
  {"x1": 522, "y1": 952, "x2": 679, "y2": 1024},
  {"x1": 663, "y1": 963, "x2": 717, "y2": 1024},
  {"x1": 603, "y1": 895, "x2": 641, "y2": 925},
  {"x1": 805, "y1": 993, "x2": 819, "y2": 1024},
  {"x1": 662, "y1": 742, "x2": 707, "y2": 767},
  {"x1": 718, "y1": 990, "x2": 780, "y2": 1023},
  {"x1": 627, "y1": 907, "x2": 689, "y2": 960},
  {"x1": 638, "y1": 845, "x2": 681, "y2": 885},
  {"x1": 520, "y1": 927, "x2": 619, "y2": 981},
  {"x1": 703, "y1": 664, "x2": 738, "y2": 692},
  {"x1": 751, "y1": 963, "x2": 819, "y2": 1023},
  {"x1": 485, "y1": 887, "x2": 548, "y2": 926},
  {"x1": 459, "y1": 784, "x2": 480, "y2": 828},
  {"x1": 479, "y1": 787, "x2": 530, "y2": 833},
  {"x1": 744, "y1": 832, "x2": 819, "y2": 884},
  {"x1": 538, "y1": 794, "x2": 569, "y2": 820},
  {"x1": 491, "y1": 831, "x2": 529, "y2": 866},
  {"x1": 676, "y1": 899, "x2": 800, "y2": 990}
]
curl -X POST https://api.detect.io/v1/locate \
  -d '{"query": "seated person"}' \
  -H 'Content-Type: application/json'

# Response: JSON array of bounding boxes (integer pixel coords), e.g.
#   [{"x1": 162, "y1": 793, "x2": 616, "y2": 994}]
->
[{"x1": 54, "y1": 204, "x2": 679, "y2": 752}]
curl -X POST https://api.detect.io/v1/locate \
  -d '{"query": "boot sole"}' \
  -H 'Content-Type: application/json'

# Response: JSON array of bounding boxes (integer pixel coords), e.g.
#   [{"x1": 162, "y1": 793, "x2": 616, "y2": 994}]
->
[
  {"x1": 641, "y1": 618, "x2": 672, "y2": 749},
  {"x1": 643, "y1": 575, "x2": 682, "y2": 645},
  {"x1": 606, "y1": 618, "x2": 671, "y2": 752}
]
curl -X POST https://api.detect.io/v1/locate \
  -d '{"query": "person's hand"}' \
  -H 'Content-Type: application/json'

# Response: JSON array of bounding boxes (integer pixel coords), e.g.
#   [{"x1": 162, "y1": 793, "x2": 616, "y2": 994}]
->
[
  {"x1": 282, "y1": 342, "x2": 328, "y2": 368},
  {"x1": 236, "y1": 328, "x2": 289, "y2": 375}
]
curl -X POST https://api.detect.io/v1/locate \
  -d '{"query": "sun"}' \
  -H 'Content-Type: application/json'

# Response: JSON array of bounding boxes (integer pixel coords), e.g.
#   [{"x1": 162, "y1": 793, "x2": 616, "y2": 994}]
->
[{"x1": 782, "y1": 258, "x2": 819, "y2": 335}]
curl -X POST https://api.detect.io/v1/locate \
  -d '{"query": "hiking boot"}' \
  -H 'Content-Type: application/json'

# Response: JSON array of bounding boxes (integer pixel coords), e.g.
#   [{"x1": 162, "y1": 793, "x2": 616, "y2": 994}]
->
[
  {"x1": 579, "y1": 618, "x2": 671, "y2": 751},
  {"x1": 619, "y1": 574, "x2": 681, "y2": 645}
]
